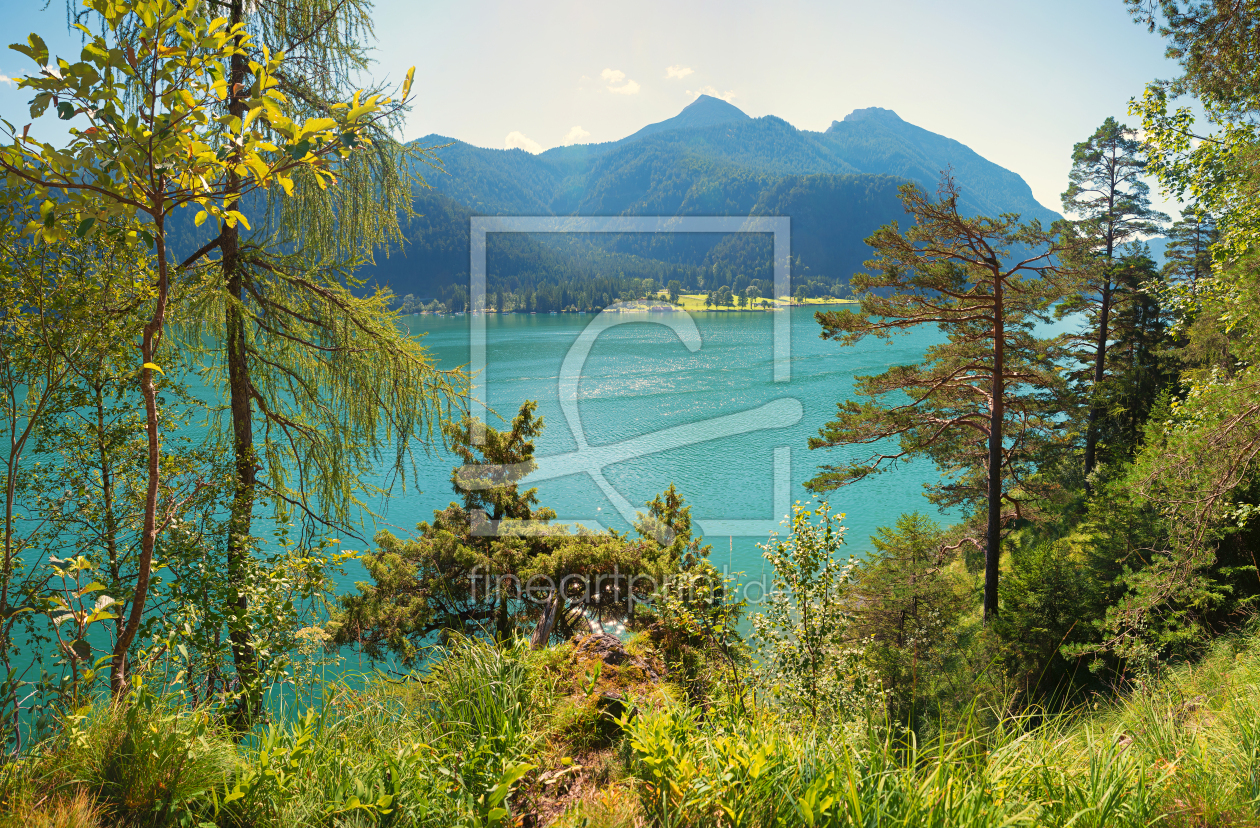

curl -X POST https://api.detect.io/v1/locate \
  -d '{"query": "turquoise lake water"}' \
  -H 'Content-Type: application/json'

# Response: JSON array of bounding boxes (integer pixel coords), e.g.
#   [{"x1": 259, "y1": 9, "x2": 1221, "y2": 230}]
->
[
  {"x1": 349, "y1": 306, "x2": 957, "y2": 592},
  {"x1": 6, "y1": 305, "x2": 975, "y2": 713}
]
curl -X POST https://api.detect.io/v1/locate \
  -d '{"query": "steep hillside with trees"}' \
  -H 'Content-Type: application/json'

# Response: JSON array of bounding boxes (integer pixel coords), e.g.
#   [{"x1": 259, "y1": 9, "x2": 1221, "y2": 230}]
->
[{"x1": 366, "y1": 96, "x2": 1060, "y2": 299}]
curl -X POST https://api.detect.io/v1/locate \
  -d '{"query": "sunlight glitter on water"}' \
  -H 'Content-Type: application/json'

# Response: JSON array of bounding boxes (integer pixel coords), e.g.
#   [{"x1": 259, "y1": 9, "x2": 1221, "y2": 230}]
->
[{"x1": 372, "y1": 308, "x2": 957, "y2": 591}]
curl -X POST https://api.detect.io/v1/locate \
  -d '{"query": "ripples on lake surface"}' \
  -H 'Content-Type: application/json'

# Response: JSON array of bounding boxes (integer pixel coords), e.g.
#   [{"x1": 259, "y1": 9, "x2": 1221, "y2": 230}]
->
[{"x1": 375, "y1": 308, "x2": 957, "y2": 587}]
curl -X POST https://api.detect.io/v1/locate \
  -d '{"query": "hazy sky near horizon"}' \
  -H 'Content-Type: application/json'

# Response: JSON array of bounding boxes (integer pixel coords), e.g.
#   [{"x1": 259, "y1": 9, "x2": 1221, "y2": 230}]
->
[{"x1": 2, "y1": 0, "x2": 1187, "y2": 217}]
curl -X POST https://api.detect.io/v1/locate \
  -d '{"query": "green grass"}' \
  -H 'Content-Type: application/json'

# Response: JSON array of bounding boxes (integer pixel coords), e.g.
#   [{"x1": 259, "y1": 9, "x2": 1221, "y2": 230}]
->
[
  {"x1": 618, "y1": 633, "x2": 1260, "y2": 827},
  {"x1": 0, "y1": 638, "x2": 553, "y2": 828},
  {"x1": 9, "y1": 633, "x2": 1260, "y2": 826}
]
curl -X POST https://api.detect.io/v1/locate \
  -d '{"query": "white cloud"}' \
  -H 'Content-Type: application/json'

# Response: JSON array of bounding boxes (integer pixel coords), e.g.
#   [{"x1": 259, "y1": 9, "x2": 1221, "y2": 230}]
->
[
  {"x1": 665, "y1": 65, "x2": 694, "y2": 79},
  {"x1": 0, "y1": 75, "x2": 12, "y2": 86},
  {"x1": 601, "y1": 67, "x2": 640, "y2": 95},
  {"x1": 504, "y1": 131, "x2": 542, "y2": 153},
  {"x1": 562, "y1": 125, "x2": 591, "y2": 146},
  {"x1": 688, "y1": 85, "x2": 736, "y2": 103}
]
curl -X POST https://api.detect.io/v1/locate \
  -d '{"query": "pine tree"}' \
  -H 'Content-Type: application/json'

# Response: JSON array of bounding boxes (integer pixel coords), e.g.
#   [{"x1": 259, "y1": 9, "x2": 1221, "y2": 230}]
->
[
  {"x1": 332, "y1": 402, "x2": 684, "y2": 659},
  {"x1": 807, "y1": 177, "x2": 1070, "y2": 620},
  {"x1": 1059, "y1": 117, "x2": 1167, "y2": 487},
  {"x1": 1162, "y1": 207, "x2": 1218, "y2": 295},
  {"x1": 1096, "y1": 247, "x2": 1174, "y2": 460}
]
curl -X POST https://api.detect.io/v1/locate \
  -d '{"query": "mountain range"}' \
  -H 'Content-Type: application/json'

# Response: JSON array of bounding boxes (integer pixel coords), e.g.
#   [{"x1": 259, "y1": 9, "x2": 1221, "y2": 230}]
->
[{"x1": 358, "y1": 96, "x2": 1063, "y2": 308}]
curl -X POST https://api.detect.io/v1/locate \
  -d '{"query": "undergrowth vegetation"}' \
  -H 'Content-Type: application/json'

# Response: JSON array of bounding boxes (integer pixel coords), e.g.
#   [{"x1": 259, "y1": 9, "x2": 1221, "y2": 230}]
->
[
  {"x1": 11, "y1": 628, "x2": 1260, "y2": 826},
  {"x1": 0, "y1": 638, "x2": 551, "y2": 827},
  {"x1": 10, "y1": 1, "x2": 1260, "y2": 826},
  {"x1": 625, "y1": 632, "x2": 1260, "y2": 827}
]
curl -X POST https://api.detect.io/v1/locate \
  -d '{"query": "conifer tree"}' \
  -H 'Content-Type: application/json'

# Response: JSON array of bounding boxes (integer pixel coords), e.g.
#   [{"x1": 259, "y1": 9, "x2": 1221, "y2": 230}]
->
[
  {"x1": 1059, "y1": 117, "x2": 1167, "y2": 485},
  {"x1": 1162, "y1": 207, "x2": 1218, "y2": 295},
  {"x1": 76, "y1": 0, "x2": 463, "y2": 722},
  {"x1": 807, "y1": 177, "x2": 1069, "y2": 620},
  {"x1": 1096, "y1": 247, "x2": 1173, "y2": 460},
  {"x1": 333, "y1": 402, "x2": 683, "y2": 659},
  {"x1": 850, "y1": 513, "x2": 967, "y2": 721},
  {"x1": 2, "y1": 0, "x2": 391, "y2": 692}
]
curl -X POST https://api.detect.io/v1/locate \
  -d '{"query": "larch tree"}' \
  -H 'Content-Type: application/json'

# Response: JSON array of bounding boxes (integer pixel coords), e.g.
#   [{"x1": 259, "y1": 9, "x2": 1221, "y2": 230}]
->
[
  {"x1": 75, "y1": 0, "x2": 465, "y2": 723},
  {"x1": 806, "y1": 177, "x2": 1070, "y2": 620},
  {"x1": 1059, "y1": 117, "x2": 1167, "y2": 486},
  {"x1": 1, "y1": 0, "x2": 400, "y2": 693}
]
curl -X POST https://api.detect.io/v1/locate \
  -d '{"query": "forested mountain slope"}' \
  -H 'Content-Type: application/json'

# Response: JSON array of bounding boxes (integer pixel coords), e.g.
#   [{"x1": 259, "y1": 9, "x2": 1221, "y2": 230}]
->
[{"x1": 370, "y1": 96, "x2": 1057, "y2": 302}]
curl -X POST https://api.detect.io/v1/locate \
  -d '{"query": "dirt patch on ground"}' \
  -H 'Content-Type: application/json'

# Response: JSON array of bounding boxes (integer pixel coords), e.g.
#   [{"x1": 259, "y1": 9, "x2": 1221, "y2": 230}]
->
[{"x1": 518, "y1": 634, "x2": 667, "y2": 826}]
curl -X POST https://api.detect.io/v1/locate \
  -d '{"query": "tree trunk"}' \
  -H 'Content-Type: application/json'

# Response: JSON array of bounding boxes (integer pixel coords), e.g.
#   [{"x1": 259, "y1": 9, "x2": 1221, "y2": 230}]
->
[
  {"x1": 111, "y1": 213, "x2": 170, "y2": 695},
  {"x1": 530, "y1": 596, "x2": 560, "y2": 650},
  {"x1": 222, "y1": 0, "x2": 261, "y2": 727},
  {"x1": 223, "y1": 238, "x2": 261, "y2": 724},
  {"x1": 984, "y1": 273, "x2": 1005, "y2": 622},
  {"x1": 1083, "y1": 275, "x2": 1112, "y2": 490},
  {"x1": 95, "y1": 382, "x2": 123, "y2": 647}
]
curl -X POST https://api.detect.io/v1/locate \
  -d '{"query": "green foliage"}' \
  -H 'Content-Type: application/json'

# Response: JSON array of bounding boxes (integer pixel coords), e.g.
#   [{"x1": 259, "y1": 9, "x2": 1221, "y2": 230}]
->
[
  {"x1": 2, "y1": 0, "x2": 385, "y2": 243},
  {"x1": 0, "y1": 0, "x2": 403, "y2": 699},
  {"x1": 806, "y1": 177, "x2": 1067, "y2": 506},
  {"x1": 750, "y1": 501, "x2": 877, "y2": 726},
  {"x1": 1089, "y1": 248, "x2": 1177, "y2": 465},
  {"x1": 624, "y1": 633, "x2": 1260, "y2": 827},
  {"x1": 180, "y1": 256, "x2": 462, "y2": 532},
  {"x1": 809, "y1": 175, "x2": 1071, "y2": 618},
  {"x1": 17, "y1": 598, "x2": 1260, "y2": 828},
  {"x1": 218, "y1": 638, "x2": 544, "y2": 828},
  {"x1": 1081, "y1": 389, "x2": 1260, "y2": 666},
  {"x1": 999, "y1": 527, "x2": 1102, "y2": 698},
  {"x1": 2, "y1": 638, "x2": 551, "y2": 827},
  {"x1": 1057, "y1": 116, "x2": 1168, "y2": 482},
  {"x1": 849, "y1": 513, "x2": 970, "y2": 723},
  {"x1": 0, "y1": 199, "x2": 161, "y2": 738},
  {"x1": 1060, "y1": 117, "x2": 1166, "y2": 259},
  {"x1": 334, "y1": 401, "x2": 691, "y2": 660},
  {"x1": 1162, "y1": 207, "x2": 1218, "y2": 296},
  {"x1": 31, "y1": 679, "x2": 236, "y2": 827},
  {"x1": 625, "y1": 702, "x2": 1123, "y2": 828}
]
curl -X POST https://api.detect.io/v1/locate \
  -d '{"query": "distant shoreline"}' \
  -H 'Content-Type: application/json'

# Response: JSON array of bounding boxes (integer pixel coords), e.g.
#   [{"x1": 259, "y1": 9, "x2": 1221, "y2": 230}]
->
[
  {"x1": 405, "y1": 296, "x2": 858, "y2": 316},
  {"x1": 667, "y1": 293, "x2": 858, "y2": 313}
]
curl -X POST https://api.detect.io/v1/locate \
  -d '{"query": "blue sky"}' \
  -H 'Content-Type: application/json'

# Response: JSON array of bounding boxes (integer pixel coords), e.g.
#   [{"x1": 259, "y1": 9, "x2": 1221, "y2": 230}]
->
[{"x1": 2, "y1": 0, "x2": 1186, "y2": 217}]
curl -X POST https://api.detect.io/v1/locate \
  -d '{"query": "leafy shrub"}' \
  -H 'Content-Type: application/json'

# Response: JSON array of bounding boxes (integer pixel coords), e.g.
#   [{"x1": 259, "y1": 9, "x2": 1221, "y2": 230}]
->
[{"x1": 749, "y1": 501, "x2": 879, "y2": 726}]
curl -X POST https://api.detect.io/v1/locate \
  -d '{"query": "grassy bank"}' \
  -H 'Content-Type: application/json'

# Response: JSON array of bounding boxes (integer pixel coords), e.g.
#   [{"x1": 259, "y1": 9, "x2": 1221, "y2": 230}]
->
[{"x1": 7, "y1": 629, "x2": 1260, "y2": 827}]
